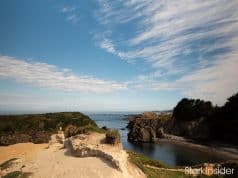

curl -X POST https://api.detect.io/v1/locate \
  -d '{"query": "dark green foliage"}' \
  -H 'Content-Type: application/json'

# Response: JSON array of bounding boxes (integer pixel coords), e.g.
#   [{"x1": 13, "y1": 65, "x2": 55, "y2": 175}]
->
[
  {"x1": 210, "y1": 93, "x2": 238, "y2": 145},
  {"x1": 0, "y1": 112, "x2": 97, "y2": 133},
  {"x1": 173, "y1": 98, "x2": 214, "y2": 121},
  {"x1": 173, "y1": 92, "x2": 238, "y2": 145},
  {"x1": 0, "y1": 112, "x2": 99, "y2": 145}
]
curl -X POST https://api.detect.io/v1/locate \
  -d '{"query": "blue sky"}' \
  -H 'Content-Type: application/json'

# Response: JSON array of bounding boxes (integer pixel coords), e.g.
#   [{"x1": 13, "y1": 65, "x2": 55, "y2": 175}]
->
[{"x1": 0, "y1": 0, "x2": 238, "y2": 113}]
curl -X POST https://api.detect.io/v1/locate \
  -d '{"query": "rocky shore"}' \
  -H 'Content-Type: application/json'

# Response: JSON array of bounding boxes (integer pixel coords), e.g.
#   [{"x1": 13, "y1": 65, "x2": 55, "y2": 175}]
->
[{"x1": 127, "y1": 112, "x2": 238, "y2": 163}]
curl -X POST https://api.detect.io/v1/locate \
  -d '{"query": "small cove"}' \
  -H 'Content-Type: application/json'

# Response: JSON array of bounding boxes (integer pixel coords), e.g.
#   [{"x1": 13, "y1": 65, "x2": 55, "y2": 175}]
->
[{"x1": 88, "y1": 113, "x2": 226, "y2": 166}]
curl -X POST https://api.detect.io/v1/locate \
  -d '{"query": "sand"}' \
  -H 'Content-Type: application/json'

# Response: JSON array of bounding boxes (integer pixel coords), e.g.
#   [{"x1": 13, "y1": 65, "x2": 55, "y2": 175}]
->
[
  {"x1": 0, "y1": 136, "x2": 145, "y2": 178},
  {"x1": 0, "y1": 143, "x2": 47, "y2": 163}
]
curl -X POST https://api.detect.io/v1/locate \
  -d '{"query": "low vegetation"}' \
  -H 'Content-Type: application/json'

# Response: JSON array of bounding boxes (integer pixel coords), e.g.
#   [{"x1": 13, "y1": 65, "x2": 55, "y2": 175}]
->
[
  {"x1": 0, "y1": 112, "x2": 102, "y2": 145},
  {"x1": 64, "y1": 123, "x2": 105, "y2": 137},
  {"x1": 105, "y1": 129, "x2": 120, "y2": 145},
  {"x1": 141, "y1": 112, "x2": 158, "y2": 119},
  {"x1": 0, "y1": 158, "x2": 18, "y2": 170},
  {"x1": 2, "y1": 171, "x2": 32, "y2": 178},
  {"x1": 127, "y1": 151, "x2": 189, "y2": 178},
  {"x1": 128, "y1": 151, "x2": 238, "y2": 178}
]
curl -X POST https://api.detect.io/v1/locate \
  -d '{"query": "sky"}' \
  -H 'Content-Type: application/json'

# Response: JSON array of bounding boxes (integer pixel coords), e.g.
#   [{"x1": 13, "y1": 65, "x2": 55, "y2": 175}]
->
[{"x1": 0, "y1": 0, "x2": 238, "y2": 113}]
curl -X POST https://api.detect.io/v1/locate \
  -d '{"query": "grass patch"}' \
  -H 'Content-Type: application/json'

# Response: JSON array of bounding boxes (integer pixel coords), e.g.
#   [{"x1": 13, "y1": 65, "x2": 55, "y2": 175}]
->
[
  {"x1": 0, "y1": 158, "x2": 18, "y2": 170},
  {"x1": 127, "y1": 150, "x2": 168, "y2": 168},
  {"x1": 146, "y1": 167, "x2": 190, "y2": 178},
  {"x1": 127, "y1": 151, "x2": 191, "y2": 178},
  {"x1": 127, "y1": 151, "x2": 231, "y2": 178}
]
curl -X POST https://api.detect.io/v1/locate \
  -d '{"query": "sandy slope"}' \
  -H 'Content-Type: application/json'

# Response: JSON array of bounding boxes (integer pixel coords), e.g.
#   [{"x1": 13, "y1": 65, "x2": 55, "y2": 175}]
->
[
  {"x1": 0, "y1": 143, "x2": 47, "y2": 163},
  {"x1": 0, "y1": 136, "x2": 145, "y2": 178},
  {"x1": 23, "y1": 144, "x2": 126, "y2": 178}
]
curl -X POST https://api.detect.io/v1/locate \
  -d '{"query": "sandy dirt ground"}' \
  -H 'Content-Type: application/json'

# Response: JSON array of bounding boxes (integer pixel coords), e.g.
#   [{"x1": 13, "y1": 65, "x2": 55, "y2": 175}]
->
[
  {"x1": 0, "y1": 140, "x2": 145, "y2": 178},
  {"x1": 0, "y1": 143, "x2": 47, "y2": 163}
]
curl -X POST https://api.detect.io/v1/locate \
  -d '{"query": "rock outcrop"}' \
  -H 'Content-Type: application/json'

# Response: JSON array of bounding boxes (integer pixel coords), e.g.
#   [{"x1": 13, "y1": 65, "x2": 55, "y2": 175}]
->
[
  {"x1": 165, "y1": 117, "x2": 210, "y2": 140},
  {"x1": 127, "y1": 111, "x2": 210, "y2": 143},
  {"x1": 65, "y1": 132, "x2": 146, "y2": 178},
  {"x1": 67, "y1": 133, "x2": 123, "y2": 170},
  {"x1": 127, "y1": 112, "x2": 170, "y2": 143}
]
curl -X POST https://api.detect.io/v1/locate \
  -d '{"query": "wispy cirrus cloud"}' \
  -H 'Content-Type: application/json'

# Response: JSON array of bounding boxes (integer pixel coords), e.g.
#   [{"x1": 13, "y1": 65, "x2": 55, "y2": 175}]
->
[
  {"x1": 61, "y1": 6, "x2": 76, "y2": 13},
  {"x1": 60, "y1": 6, "x2": 79, "y2": 23},
  {"x1": 0, "y1": 56, "x2": 127, "y2": 93},
  {"x1": 95, "y1": 0, "x2": 238, "y2": 104},
  {"x1": 131, "y1": 52, "x2": 238, "y2": 105}
]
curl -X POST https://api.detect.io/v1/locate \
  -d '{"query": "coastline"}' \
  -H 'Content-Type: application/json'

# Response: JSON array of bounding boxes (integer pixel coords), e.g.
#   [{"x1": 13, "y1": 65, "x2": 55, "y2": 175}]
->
[{"x1": 158, "y1": 137, "x2": 238, "y2": 162}]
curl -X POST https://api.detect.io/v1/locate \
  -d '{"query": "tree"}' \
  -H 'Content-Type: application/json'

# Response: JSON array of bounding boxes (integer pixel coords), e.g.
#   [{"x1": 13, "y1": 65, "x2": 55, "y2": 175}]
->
[{"x1": 173, "y1": 98, "x2": 214, "y2": 121}]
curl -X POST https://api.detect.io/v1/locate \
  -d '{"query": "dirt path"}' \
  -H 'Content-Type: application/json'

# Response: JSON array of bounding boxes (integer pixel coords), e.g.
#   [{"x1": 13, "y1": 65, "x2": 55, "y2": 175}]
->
[{"x1": 144, "y1": 164, "x2": 184, "y2": 172}]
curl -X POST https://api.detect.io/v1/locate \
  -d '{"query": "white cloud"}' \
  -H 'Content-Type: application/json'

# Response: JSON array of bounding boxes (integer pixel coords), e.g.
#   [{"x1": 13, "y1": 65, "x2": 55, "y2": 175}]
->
[
  {"x1": 67, "y1": 14, "x2": 79, "y2": 23},
  {"x1": 61, "y1": 6, "x2": 76, "y2": 13},
  {"x1": 0, "y1": 56, "x2": 127, "y2": 93},
  {"x1": 99, "y1": 38, "x2": 116, "y2": 53},
  {"x1": 177, "y1": 53, "x2": 238, "y2": 104},
  {"x1": 60, "y1": 6, "x2": 79, "y2": 23},
  {"x1": 95, "y1": 0, "x2": 238, "y2": 104},
  {"x1": 132, "y1": 52, "x2": 238, "y2": 105}
]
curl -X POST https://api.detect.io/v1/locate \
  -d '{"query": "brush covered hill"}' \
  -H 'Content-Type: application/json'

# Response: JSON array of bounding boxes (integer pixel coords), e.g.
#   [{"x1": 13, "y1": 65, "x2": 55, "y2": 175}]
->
[{"x1": 0, "y1": 112, "x2": 101, "y2": 145}]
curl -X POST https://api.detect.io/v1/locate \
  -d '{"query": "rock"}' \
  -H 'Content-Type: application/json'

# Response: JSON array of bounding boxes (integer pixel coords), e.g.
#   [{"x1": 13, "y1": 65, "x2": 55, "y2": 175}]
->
[
  {"x1": 101, "y1": 126, "x2": 108, "y2": 130},
  {"x1": 157, "y1": 128, "x2": 165, "y2": 138},
  {"x1": 127, "y1": 112, "x2": 173, "y2": 143},
  {"x1": 67, "y1": 133, "x2": 123, "y2": 171},
  {"x1": 165, "y1": 117, "x2": 210, "y2": 140},
  {"x1": 127, "y1": 110, "x2": 211, "y2": 143},
  {"x1": 49, "y1": 131, "x2": 65, "y2": 146}
]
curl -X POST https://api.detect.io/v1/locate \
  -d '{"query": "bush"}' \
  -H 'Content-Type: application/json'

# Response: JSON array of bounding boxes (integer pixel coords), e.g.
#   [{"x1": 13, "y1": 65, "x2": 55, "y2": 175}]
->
[
  {"x1": 0, "y1": 112, "x2": 100, "y2": 145},
  {"x1": 105, "y1": 129, "x2": 121, "y2": 145}
]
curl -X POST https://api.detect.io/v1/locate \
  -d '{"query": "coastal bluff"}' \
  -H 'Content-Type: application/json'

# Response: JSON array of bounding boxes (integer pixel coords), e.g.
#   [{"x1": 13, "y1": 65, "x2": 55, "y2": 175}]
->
[{"x1": 0, "y1": 131, "x2": 146, "y2": 178}]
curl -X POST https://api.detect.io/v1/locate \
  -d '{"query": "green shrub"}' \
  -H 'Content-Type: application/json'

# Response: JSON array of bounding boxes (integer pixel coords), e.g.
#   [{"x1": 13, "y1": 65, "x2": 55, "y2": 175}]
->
[{"x1": 0, "y1": 112, "x2": 101, "y2": 145}]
